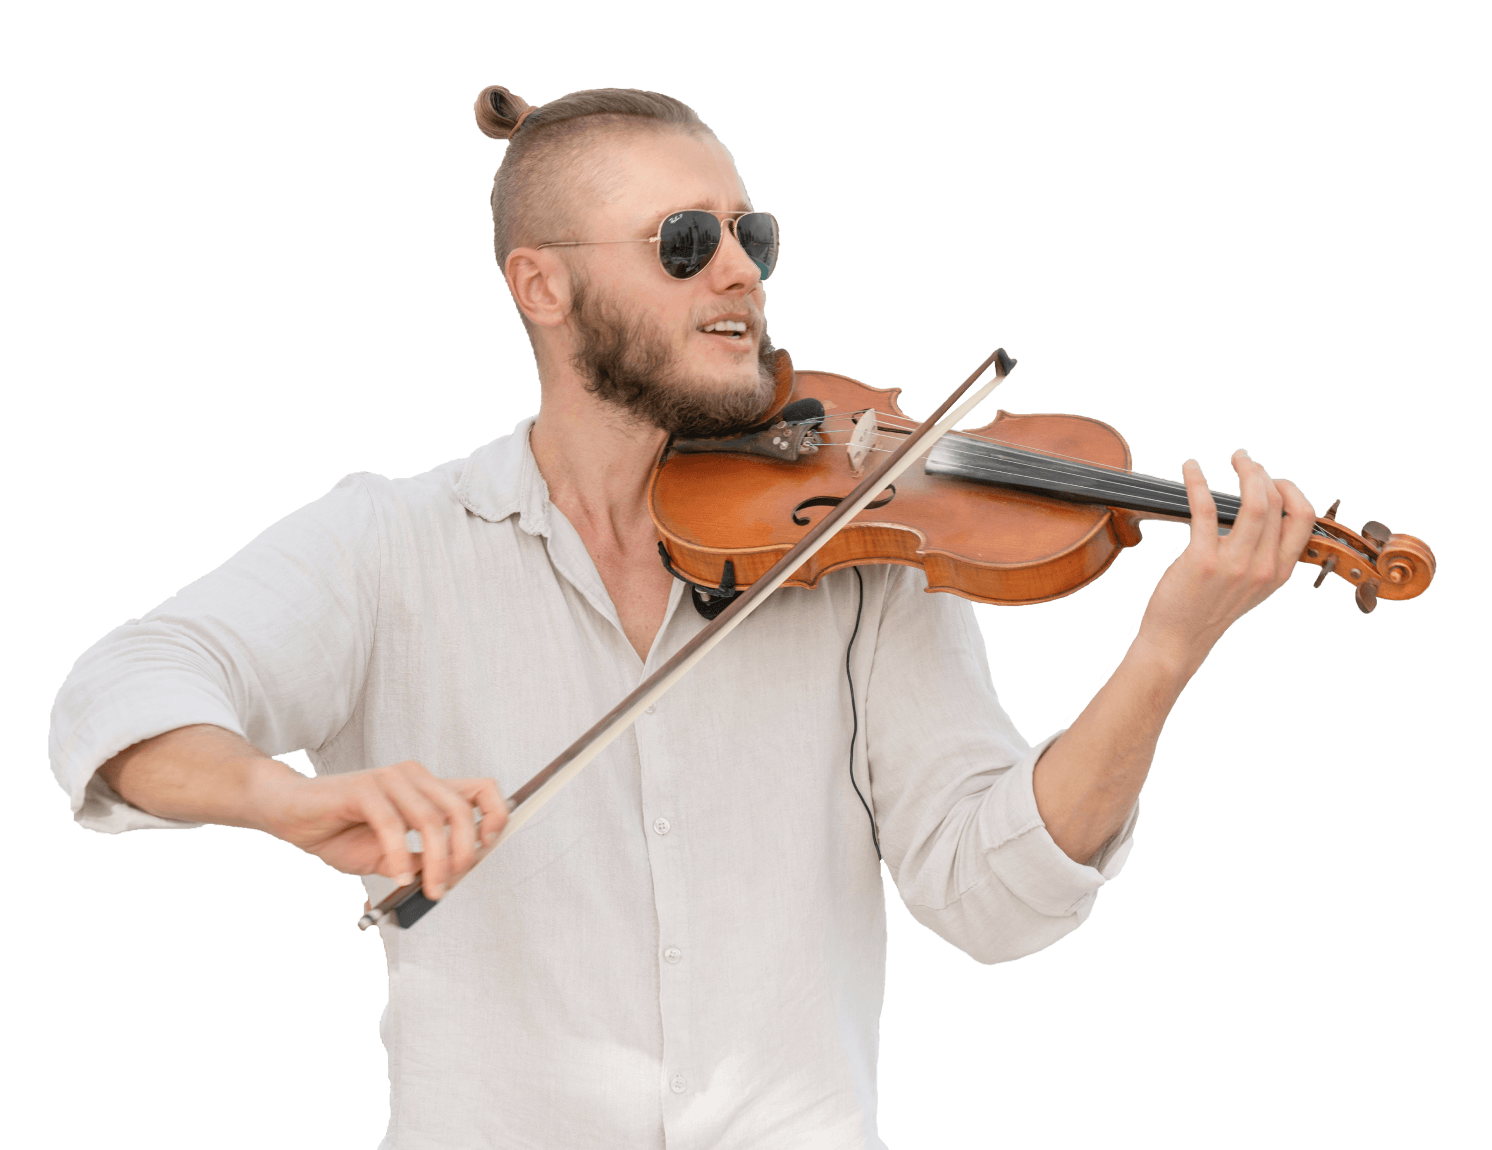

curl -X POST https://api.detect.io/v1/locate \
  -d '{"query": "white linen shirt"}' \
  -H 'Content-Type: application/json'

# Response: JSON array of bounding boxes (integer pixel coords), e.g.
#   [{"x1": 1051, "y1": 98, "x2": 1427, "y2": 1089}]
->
[{"x1": 50, "y1": 418, "x2": 1135, "y2": 1149}]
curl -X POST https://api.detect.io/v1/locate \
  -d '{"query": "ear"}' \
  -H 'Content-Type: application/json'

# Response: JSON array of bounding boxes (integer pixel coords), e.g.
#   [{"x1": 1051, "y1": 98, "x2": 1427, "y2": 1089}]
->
[{"x1": 505, "y1": 247, "x2": 574, "y2": 327}]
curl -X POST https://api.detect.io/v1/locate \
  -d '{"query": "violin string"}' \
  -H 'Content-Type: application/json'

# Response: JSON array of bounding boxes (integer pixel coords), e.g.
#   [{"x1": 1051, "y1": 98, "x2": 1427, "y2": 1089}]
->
[
  {"x1": 817, "y1": 432, "x2": 1199, "y2": 486},
  {"x1": 929, "y1": 434, "x2": 1196, "y2": 494},
  {"x1": 825, "y1": 430, "x2": 1246, "y2": 518},
  {"x1": 925, "y1": 444, "x2": 1336, "y2": 542},
  {"x1": 944, "y1": 436, "x2": 1248, "y2": 521},
  {"x1": 812, "y1": 422, "x2": 1185, "y2": 507},
  {"x1": 811, "y1": 410, "x2": 1245, "y2": 504},
  {"x1": 800, "y1": 410, "x2": 1335, "y2": 541},
  {"x1": 815, "y1": 423, "x2": 1215, "y2": 516},
  {"x1": 936, "y1": 456, "x2": 1205, "y2": 519},
  {"x1": 930, "y1": 439, "x2": 1230, "y2": 514},
  {"x1": 810, "y1": 412, "x2": 1217, "y2": 498},
  {"x1": 934, "y1": 448, "x2": 1250, "y2": 524}
]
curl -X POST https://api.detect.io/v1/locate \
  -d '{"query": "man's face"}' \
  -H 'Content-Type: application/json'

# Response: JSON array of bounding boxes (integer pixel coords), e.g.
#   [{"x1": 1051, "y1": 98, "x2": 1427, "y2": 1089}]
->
[{"x1": 560, "y1": 131, "x2": 776, "y2": 437}]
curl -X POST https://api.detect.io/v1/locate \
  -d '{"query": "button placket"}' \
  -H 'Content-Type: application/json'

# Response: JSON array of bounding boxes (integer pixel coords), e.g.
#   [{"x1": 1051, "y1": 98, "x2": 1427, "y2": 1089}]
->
[{"x1": 635, "y1": 619, "x2": 694, "y2": 1127}]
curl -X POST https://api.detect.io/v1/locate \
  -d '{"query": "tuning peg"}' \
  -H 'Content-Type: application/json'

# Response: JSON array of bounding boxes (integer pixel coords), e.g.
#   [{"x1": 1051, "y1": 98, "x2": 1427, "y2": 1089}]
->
[
  {"x1": 1323, "y1": 499, "x2": 1340, "y2": 521},
  {"x1": 1361, "y1": 520, "x2": 1391, "y2": 547},
  {"x1": 1355, "y1": 578, "x2": 1379, "y2": 614},
  {"x1": 1313, "y1": 554, "x2": 1338, "y2": 588}
]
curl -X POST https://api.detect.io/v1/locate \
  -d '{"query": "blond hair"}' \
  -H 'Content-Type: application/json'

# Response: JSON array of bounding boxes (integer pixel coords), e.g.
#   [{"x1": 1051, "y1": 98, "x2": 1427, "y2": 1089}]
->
[{"x1": 473, "y1": 85, "x2": 713, "y2": 268}]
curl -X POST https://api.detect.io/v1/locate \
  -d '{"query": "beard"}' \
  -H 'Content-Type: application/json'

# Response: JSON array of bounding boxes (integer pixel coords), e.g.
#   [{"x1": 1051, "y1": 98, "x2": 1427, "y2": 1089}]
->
[{"x1": 568, "y1": 281, "x2": 778, "y2": 439}]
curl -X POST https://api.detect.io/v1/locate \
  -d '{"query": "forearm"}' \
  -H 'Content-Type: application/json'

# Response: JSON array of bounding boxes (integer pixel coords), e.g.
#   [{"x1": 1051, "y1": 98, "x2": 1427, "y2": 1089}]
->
[
  {"x1": 98, "y1": 724, "x2": 300, "y2": 831},
  {"x1": 98, "y1": 725, "x2": 508, "y2": 896},
  {"x1": 1032, "y1": 636, "x2": 1198, "y2": 864}
]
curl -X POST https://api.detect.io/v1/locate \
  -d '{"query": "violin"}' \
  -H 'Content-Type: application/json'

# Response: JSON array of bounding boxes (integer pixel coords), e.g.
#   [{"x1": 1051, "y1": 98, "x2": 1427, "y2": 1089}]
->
[
  {"x1": 361, "y1": 347, "x2": 1433, "y2": 932},
  {"x1": 654, "y1": 350, "x2": 1435, "y2": 615}
]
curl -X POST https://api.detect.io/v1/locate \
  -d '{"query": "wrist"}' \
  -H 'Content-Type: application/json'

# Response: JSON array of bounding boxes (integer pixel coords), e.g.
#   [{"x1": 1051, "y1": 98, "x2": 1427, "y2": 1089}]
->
[
  {"x1": 233, "y1": 755, "x2": 309, "y2": 837},
  {"x1": 1125, "y1": 628, "x2": 1207, "y2": 693}
]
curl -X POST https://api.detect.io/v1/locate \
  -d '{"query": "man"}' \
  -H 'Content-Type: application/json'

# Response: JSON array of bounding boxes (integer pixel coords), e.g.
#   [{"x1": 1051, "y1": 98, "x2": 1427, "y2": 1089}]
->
[{"x1": 50, "y1": 85, "x2": 1315, "y2": 1148}]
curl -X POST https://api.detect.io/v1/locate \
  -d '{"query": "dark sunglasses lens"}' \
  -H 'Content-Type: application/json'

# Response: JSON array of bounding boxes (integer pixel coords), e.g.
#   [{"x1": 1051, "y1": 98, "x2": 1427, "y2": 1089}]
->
[
  {"x1": 657, "y1": 210, "x2": 722, "y2": 279},
  {"x1": 735, "y1": 212, "x2": 779, "y2": 280}
]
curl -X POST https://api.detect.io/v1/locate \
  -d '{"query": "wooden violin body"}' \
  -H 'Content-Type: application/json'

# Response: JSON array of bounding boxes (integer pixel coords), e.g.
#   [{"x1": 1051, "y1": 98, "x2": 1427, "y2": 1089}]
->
[{"x1": 650, "y1": 357, "x2": 1435, "y2": 612}]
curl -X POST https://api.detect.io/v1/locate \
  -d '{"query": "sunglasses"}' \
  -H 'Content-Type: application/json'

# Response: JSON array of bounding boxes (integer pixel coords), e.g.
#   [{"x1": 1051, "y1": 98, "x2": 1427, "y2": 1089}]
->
[{"x1": 536, "y1": 209, "x2": 780, "y2": 281}]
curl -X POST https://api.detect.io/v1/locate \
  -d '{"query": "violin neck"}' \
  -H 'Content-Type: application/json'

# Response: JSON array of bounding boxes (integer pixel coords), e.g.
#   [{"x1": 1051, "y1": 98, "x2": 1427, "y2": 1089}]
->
[{"x1": 924, "y1": 434, "x2": 1240, "y2": 524}]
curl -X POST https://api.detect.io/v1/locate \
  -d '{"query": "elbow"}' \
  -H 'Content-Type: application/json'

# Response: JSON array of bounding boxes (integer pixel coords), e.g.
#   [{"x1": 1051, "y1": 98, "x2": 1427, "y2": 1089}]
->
[{"x1": 901, "y1": 876, "x2": 1098, "y2": 965}]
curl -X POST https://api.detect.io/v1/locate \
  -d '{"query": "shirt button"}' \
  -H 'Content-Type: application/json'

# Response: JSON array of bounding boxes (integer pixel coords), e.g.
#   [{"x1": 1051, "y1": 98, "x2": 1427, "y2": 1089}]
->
[
  {"x1": 645, "y1": 703, "x2": 657, "y2": 714},
  {"x1": 653, "y1": 817, "x2": 671, "y2": 835},
  {"x1": 671, "y1": 1074, "x2": 687, "y2": 1093},
  {"x1": 663, "y1": 946, "x2": 682, "y2": 964}
]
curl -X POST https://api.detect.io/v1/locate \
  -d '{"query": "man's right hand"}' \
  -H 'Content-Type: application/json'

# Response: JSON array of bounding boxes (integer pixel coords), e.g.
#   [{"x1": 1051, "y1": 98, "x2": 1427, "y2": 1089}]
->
[
  {"x1": 99, "y1": 725, "x2": 508, "y2": 902},
  {"x1": 257, "y1": 759, "x2": 508, "y2": 899}
]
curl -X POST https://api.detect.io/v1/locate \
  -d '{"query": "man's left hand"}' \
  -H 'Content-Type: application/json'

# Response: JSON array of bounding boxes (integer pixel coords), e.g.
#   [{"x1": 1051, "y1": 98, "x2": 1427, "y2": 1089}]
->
[{"x1": 1137, "y1": 449, "x2": 1317, "y2": 674}]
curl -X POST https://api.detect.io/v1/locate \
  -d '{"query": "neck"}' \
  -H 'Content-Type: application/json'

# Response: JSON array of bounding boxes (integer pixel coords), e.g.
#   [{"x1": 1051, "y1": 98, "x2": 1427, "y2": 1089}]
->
[{"x1": 528, "y1": 353, "x2": 667, "y2": 541}]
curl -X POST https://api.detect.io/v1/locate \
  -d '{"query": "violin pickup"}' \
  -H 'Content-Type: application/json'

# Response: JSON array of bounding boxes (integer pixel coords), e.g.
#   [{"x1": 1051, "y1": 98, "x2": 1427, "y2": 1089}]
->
[{"x1": 847, "y1": 410, "x2": 879, "y2": 477}]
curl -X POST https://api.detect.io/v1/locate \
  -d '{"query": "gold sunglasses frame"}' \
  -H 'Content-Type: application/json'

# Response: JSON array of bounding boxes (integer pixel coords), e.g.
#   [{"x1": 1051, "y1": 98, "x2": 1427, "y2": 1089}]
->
[{"x1": 534, "y1": 209, "x2": 779, "y2": 279}]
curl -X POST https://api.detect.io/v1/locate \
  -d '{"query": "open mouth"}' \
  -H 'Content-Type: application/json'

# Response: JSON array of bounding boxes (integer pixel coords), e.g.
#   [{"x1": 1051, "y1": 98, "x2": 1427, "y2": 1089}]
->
[{"x1": 699, "y1": 319, "x2": 750, "y2": 341}]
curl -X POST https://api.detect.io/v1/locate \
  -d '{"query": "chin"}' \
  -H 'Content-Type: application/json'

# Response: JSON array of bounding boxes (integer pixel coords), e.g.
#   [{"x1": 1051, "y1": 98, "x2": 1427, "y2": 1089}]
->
[
  {"x1": 695, "y1": 355, "x2": 766, "y2": 395},
  {"x1": 657, "y1": 347, "x2": 777, "y2": 438}
]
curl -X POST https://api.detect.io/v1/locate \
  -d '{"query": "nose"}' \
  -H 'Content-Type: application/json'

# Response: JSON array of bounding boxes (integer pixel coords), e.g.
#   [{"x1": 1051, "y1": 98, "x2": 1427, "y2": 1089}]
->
[{"x1": 705, "y1": 218, "x2": 763, "y2": 294}]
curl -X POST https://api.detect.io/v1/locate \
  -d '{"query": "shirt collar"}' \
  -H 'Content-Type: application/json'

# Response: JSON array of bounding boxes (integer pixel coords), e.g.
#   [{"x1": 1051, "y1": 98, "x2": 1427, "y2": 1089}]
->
[{"x1": 453, "y1": 416, "x2": 551, "y2": 536}]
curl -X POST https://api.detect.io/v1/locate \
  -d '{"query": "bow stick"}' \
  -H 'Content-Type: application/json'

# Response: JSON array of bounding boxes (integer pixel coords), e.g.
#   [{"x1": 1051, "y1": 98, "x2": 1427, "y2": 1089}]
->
[{"x1": 359, "y1": 347, "x2": 1016, "y2": 929}]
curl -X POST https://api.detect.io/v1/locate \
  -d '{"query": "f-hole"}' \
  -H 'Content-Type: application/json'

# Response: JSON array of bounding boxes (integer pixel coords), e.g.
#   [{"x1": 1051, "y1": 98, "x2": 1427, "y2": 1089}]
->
[{"x1": 791, "y1": 485, "x2": 896, "y2": 526}]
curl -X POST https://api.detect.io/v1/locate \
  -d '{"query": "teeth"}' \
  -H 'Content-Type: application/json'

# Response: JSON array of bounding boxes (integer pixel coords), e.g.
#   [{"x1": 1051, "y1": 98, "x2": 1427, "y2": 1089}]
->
[{"x1": 702, "y1": 320, "x2": 748, "y2": 333}]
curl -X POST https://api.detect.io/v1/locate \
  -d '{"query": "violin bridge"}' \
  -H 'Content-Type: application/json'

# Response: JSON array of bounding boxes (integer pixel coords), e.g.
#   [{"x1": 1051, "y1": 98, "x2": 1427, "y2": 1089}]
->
[{"x1": 848, "y1": 410, "x2": 878, "y2": 477}]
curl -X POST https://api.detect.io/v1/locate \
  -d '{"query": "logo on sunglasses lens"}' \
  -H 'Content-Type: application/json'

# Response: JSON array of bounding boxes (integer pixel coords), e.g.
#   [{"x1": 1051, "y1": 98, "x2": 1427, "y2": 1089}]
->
[{"x1": 666, "y1": 214, "x2": 684, "y2": 225}]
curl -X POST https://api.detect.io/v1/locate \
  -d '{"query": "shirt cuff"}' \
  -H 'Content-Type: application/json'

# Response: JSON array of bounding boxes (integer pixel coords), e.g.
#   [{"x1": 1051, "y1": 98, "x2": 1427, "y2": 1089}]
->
[
  {"x1": 77, "y1": 771, "x2": 202, "y2": 833},
  {"x1": 51, "y1": 686, "x2": 245, "y2": 833},
  {"x1": 977, "y1": 732, "x2": 1138, "y2": 918}
]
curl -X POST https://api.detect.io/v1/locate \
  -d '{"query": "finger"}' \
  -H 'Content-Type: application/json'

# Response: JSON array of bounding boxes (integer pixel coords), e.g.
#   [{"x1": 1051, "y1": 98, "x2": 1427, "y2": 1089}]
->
[
  {"x1": 1182, "y1": 459, "x2": 1218, "y2": 554},
  {"x1": 455, "y1": 778, "x2": 509, "y2": 848},
  {"x1": 387, "y1": 760, "x2": 477, "y2": 890},
  {"x1": 1253, "y1": 463, "x2": 1286, "y2": 570},
  {"x1": 352, "y1": 787, "x2": 418, "y2": 888},
  {"x1": 1226, "y1": 449, "x2": 1269, "y2": 555},
  {"x1": 1275, "y1": 479, "x2": 1317, "y2": 572},
  {"x1": 379, "y1": 769, "x2": 454, "y2": 899},
  {"x1": 409, "y1": 772, "x2": 481, "y2": 882},
  {"x1": 435, "y1": 780, "x2": 508, "y2": 898}
]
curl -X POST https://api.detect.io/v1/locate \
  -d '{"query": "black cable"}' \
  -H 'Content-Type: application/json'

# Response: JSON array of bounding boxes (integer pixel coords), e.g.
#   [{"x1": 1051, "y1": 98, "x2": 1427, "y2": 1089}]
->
[{"x1": 845, "y1": 566, "x2": 880, "y2": 859}]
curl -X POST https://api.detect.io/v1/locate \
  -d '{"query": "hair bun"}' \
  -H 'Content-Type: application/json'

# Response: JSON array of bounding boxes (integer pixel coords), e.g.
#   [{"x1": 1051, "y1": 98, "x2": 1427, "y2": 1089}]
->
[{"x1": 474, "y1": 85, "x2": 535, "y2": 140}]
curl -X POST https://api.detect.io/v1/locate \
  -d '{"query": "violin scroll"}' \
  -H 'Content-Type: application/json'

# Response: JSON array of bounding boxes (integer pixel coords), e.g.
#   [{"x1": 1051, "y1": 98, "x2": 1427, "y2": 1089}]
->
[{"x1": 1300, "y1": 510, "x2": 1435, "y2": 613}]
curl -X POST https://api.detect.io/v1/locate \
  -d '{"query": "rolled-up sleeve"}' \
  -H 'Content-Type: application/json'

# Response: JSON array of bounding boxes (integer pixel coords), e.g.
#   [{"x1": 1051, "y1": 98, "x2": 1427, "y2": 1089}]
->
[
  {"x1": 865, "y1": 568, "x2": 1136, "y2": 964},
  {"x1": 48, "y1": 476, "x2": 382, "y2": 833}
]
